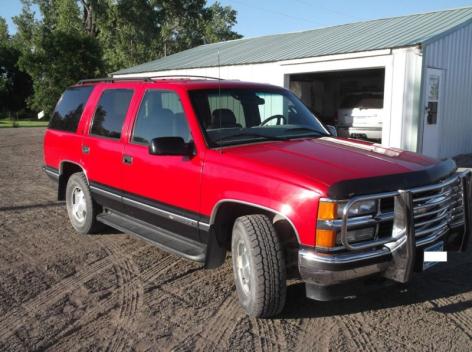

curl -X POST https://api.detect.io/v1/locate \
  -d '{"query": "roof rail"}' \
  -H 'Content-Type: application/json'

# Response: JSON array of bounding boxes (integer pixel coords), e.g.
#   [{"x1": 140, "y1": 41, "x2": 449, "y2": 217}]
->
[
  {"x1": 76, "y1": 76, "x2": 152, "y2": 85},
  {"x1": 77, "y1": 74, "x2": 224, "y2": 85},
  {"x1": 148, "y1": 74, "x2": 223, "y2": 81}
]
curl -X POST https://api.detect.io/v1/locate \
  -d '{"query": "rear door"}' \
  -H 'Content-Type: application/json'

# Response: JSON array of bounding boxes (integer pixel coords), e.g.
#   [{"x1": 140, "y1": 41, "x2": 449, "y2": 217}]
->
[
  {"x1": 81, "y1": 85, "x2": 137, "y2": 210},
  {"x1": 121, "y1": 88, "x2": 203, "y2": 242}
]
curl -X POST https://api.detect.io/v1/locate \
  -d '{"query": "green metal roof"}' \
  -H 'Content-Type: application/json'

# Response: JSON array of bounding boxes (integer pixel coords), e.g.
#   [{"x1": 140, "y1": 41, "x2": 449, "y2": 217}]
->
[{"x1": 115, "y1": 7, "x2": 472, "y2": 75}]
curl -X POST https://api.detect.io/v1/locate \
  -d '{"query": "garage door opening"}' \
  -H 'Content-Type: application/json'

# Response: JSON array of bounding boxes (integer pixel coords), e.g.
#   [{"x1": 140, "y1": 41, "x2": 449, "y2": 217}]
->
[{"x1": 289, "y1": 68, "x2": 385, "y2": 142}]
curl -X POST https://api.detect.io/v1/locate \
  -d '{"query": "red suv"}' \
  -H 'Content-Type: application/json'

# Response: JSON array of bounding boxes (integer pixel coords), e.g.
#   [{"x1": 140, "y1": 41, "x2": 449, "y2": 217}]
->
[{"x1": 43, "y1": 77, "x2": 471, "y2": 318}]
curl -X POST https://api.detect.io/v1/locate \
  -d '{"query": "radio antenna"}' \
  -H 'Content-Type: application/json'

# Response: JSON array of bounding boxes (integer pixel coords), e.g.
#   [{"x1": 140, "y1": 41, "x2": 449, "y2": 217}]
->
[{"x1": 217, "y1": 49, "x2": 222, "y2": 153}]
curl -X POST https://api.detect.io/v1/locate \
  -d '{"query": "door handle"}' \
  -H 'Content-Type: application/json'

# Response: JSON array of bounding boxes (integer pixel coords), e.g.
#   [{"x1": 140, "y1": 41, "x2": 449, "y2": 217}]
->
[
  {"x1": 82, "y1": 145, "x2": 90, "y2": 154},
  {"x1": 123, "y1": 155, "x2": 133, "y2": 165}
]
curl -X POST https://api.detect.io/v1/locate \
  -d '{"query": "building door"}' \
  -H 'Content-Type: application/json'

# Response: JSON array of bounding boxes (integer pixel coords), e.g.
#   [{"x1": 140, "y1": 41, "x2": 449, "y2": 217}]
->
[{"x1": 422, "y1": 68, "x2": 444, "y2": 157}]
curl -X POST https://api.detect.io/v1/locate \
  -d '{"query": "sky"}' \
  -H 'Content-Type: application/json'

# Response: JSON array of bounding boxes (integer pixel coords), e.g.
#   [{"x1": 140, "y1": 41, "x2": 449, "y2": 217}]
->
[{"x1": 1, "y1": 0, "x2": 472, "y2": 37}]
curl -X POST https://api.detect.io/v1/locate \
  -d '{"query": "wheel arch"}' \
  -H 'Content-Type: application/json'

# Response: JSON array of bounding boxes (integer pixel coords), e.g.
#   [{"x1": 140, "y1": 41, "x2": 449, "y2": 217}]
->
[
  {"x1": 204, "y1": 199, "x2": 300, "y2": 269},
  {"x1": 58, "y1": 161, "x2": 87, "y2": 201}
]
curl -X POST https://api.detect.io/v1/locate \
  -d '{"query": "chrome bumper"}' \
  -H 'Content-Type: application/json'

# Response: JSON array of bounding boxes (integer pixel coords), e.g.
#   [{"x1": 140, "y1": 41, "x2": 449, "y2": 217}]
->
[{"x1": 299, "y1": 170, "x2": 472, "y2": 288}]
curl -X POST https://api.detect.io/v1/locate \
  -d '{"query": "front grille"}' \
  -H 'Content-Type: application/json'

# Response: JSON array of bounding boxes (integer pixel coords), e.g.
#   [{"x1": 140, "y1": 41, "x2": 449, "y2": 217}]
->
[
  {"x1": 411, "y1": 177, "x2": 464, "y2": 243},
  {"x1": 332, "y1": 171, "x2": 470, "y2": 251}
]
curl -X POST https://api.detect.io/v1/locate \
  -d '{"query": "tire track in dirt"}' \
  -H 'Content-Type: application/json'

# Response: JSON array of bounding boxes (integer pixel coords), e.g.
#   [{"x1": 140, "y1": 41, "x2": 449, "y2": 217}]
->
[
  {"x1": 104, "y1": 241, "x2": 144, "y2": 352},
  {"x1": 0, "y1": 240, "x2": 145, "y2": 342},
  {"x1": 334, "y1": 313, "x2": 379, "y2": 352},
  {"x1": 430, "y1": 297, "x2": 472, "y2": 340},
  {"x1": 293, "y1": 316, "x2": 338, "y2": 352},
  {"x1": 251, "y1": 318, "x2": 289, "y2": 352},
  {"x1": 191, "y1": 294, "x2": 247, "y2": 351},
  {"x1": 47, "y1": 251, "x2": 180, "y2": 351}
]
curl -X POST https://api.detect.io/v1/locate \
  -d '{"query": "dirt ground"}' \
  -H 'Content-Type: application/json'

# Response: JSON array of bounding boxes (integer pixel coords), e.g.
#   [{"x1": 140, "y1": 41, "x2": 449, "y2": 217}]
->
[{"x1": 0, "y1": 128, "x2": 471, "y2": 352}]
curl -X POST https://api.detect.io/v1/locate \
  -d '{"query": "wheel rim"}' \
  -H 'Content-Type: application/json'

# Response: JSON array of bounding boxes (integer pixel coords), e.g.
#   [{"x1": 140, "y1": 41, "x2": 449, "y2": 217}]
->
[
  {"x1": 236, "y1": 239, "x2": 251, "y2": 296},
  {"x1": 71, "y1": 186, "x2": 87, "y2": 224}
]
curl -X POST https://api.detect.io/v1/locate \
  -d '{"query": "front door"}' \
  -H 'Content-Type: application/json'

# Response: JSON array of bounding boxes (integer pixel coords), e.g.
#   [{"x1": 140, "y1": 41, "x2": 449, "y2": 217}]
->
[
  {"x1": 121, "y1": 89, "x2": 202, "y2": 242},
  {"x1": 422, "y1": 68, "x2": 444, "y2": 158}
]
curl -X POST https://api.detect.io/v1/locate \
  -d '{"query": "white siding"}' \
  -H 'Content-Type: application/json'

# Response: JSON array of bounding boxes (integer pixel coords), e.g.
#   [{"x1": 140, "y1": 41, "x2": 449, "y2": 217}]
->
[{"x1": 423, "y1": 22, "x2": 472, "y2": 157}]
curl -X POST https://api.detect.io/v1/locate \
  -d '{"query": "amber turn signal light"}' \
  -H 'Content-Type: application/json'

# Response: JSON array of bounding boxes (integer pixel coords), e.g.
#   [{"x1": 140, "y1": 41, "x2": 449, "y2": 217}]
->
[
  {"x1": 315, "y1": 229, "x2": 337, "y2": 248},
  {"x1": 318, "y1": 201, "x2": 337, "y2": 220}
]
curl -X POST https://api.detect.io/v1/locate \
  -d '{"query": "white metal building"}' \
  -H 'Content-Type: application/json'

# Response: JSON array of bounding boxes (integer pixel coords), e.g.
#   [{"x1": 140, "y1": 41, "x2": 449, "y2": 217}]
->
[{"x1": 114, "y1": 7, "x2": 472, "y2": 158}]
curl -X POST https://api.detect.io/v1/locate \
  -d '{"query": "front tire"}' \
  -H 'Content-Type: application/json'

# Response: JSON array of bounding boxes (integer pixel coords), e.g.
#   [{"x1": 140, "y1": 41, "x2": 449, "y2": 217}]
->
[
  {"x1": 65, "y1": 172, "x2": 103, "y2": 234},
  {"x1": 231, "y1": 215, "x2": 287, "y2": 318}
]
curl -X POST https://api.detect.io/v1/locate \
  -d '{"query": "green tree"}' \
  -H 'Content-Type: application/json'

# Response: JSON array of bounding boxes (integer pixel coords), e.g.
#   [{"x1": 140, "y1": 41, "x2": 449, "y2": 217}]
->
[
  {"x1": 8, "y1": 0, "x2": 241, "y2": 115},
  {"x1": 0, "y1": 16, "x2": 33, "y2": 117},
  {"x1": 13, "y1": 0, "x2": 104, "y2": 115}
]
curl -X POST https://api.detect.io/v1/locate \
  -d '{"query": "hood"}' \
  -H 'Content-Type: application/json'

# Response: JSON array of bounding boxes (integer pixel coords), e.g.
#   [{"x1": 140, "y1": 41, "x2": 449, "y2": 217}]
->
[{"x1": 219, "y1": 137, "x2": 456, "y2": 198}]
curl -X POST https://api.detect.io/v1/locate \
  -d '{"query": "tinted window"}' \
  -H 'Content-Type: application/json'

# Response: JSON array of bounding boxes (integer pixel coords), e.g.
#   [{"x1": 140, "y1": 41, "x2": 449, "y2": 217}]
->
[
  {"x1": 90, "y1": 89, "x2": 133, "y2": 139},
  {"x1": 49, "y1": 86, "x2": 94, "y2": 132},
  {"x1": 132, "y1": 90, "x2": 191, "y2": 145}
]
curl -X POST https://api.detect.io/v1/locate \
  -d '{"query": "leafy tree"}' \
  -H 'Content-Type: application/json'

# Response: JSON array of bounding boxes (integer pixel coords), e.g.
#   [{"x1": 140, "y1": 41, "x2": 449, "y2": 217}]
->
[
  {"x1": 8, "y1": 0, "x2": 241, "y2": 115},
  {"x1": 13, "y1": 0, "x2": 104, "y2": 115},
  {"x1": 0, "y1": 17, "x2": 33, "y2": 117}
]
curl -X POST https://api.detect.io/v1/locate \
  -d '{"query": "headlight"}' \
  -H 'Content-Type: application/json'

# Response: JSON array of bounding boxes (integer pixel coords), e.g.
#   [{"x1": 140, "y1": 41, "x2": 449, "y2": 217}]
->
[
  {"x1": 336, "y1": 200, "x2": 378, "y2": 217},
  {"x1": 316, "y1": 199, "x2": 378, "y2": 249},
  {"x1": 336, "y1": 227, "x2": 375, "y2": 245}
]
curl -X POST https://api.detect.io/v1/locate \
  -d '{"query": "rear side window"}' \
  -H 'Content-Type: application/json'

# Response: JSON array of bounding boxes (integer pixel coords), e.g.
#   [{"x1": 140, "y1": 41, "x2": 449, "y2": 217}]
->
[
  {"x1": 90, "y1": 89, "x2": 133, "y2": 139},
  {"x1": 49, "y1": 86, "x2": 94, "y2": 132}
]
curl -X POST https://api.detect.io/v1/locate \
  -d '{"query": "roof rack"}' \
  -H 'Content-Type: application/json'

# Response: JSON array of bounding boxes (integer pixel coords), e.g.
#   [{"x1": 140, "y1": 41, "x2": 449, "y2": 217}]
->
[
  {"x1": 77, "y1": 76, "x2": 152, "y2": 85},
  {"x1": 148, "y1": 74, "x2": 224, "y2": 81},
  {"x1": 77, "y1": 74, "x2": 223, "y2": 85}
]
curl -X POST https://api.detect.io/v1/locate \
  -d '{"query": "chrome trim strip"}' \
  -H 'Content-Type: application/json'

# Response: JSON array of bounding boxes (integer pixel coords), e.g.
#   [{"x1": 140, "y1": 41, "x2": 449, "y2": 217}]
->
[
  {"x1": 44, "y1": 168, "x2": 60, "y2": 179},
  {"x1": 299, "y1": 247, "x2": 390, "y2": 264},
  {"x1": 90, "y1": 185, "x2": 122, "y2": 201},
  {"x1": 198, "y1": 222, "x2": 211, "y2": 232},
  {"x1": 122, "y1": 196, "x2": 199, "y2": 228},
  {"x1": 210, "y1": 199, "x2": 300, "y2": 243},
  {"x1": 90, "y1": 184, "x2": 208, "y2": 230}
]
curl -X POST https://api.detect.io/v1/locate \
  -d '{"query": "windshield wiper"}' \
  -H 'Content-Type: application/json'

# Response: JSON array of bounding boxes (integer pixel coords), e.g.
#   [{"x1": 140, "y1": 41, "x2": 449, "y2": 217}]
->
[{"x1": 214, "y1": 132, "x2": 286, "y2": 143}]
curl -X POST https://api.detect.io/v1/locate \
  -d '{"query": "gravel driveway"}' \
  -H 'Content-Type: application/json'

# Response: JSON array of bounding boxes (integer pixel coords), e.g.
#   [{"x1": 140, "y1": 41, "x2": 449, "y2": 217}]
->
[{"x1": 0, "y1": 128, "x2": 471, "y2": 351}]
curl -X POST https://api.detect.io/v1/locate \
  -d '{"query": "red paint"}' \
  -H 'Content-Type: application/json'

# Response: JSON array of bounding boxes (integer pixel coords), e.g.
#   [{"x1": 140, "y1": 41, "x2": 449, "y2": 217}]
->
[{"x1": 43, "y1": 79, "x2": 440, "y2": 246}]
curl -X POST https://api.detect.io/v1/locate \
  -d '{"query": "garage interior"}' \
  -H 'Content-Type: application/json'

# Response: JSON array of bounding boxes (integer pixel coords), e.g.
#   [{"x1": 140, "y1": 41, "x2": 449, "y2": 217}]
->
[{"x1": 289, "y1": 68, "x2": 385, "y2": 142}]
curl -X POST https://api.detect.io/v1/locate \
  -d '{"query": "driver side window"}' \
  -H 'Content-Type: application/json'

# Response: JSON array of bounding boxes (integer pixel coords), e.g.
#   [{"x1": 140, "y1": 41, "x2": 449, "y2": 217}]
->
[{"x1": 132, "y1": 90, "x2": 191, "y2": 145}]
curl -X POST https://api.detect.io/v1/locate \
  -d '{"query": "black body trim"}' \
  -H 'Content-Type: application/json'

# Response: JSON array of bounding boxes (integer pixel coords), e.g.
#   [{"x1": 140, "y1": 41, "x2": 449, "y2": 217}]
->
[
  {"x1": 90, "y1": 181, "x2": 209, "y2": 223},
  {"x1": 90, "y1": 181, "x2": 210, "y2": 243},
  {"x1": 328, "y1": 158, "x2": 457, "y2": 199},
  {"x1": 97, "y1": 211, "x2": 206, "y2": 262}
]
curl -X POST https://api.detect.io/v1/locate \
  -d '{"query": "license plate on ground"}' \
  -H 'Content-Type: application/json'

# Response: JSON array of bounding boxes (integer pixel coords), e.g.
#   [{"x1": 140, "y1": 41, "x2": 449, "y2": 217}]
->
[{"x1": 423, "y1": 241, "x2": 445, "y2": 271}]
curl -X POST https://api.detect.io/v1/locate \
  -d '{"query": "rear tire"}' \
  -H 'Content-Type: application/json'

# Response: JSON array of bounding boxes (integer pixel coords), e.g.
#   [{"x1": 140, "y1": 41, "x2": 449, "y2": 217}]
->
[
  {"x1": 65, "y1": 172, "x2": 104, "y2": 234},
  {"x1": 231, "y1": 214, "x2": 286, "y2": 318}
]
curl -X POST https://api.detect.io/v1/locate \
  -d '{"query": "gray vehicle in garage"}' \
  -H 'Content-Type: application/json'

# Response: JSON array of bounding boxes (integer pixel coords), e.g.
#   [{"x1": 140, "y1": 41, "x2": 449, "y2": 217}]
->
[{"x1": 337, "y1": 92, "x2": 383, "y2": 141}]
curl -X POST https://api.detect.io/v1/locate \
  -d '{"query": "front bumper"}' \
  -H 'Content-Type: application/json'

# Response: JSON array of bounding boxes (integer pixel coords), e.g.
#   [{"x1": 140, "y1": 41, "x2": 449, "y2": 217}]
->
[{"x1": 298, "y1": 170, "x2": 472, "y2": 300}]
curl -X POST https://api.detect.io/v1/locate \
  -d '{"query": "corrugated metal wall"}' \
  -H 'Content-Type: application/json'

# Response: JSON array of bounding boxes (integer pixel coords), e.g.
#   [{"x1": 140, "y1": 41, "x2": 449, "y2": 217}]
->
[{"x1": 424, "y1": 22, "x2": 472, "y2": 157}]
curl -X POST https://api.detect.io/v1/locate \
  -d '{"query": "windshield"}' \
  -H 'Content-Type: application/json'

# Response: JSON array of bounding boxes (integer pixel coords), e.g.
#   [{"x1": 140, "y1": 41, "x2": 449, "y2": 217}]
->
[{"x1": 188, "y1": 88, "x2": 329, "y2": 147}]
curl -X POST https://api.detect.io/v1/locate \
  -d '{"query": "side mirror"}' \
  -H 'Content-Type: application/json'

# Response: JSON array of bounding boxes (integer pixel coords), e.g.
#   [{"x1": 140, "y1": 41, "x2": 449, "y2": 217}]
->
[
  {"x1": 149, "y1": 137, "x2": 192, "y2": 156},
  {"x1": 326, "y1": 125, "x2": 337, "y2": 137}
]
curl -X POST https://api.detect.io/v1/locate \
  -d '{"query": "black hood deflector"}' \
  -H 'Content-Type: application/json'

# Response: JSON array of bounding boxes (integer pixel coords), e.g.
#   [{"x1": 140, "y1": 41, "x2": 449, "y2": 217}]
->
[{"x1": 327, "y1": 158, "x2": 457, "y2": 199}]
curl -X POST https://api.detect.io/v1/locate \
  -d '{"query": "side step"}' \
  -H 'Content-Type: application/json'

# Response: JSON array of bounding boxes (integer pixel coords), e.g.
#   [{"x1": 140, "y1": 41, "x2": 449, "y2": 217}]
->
[{"x1": 97, "y1": 211, "x2": 206, "y2": 262}]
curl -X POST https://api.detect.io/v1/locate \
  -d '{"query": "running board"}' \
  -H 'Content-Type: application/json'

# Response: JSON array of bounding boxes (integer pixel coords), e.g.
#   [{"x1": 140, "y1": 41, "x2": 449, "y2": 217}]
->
[{"x1": 97, "y1": 211, "x2": 206, "y2": 262}]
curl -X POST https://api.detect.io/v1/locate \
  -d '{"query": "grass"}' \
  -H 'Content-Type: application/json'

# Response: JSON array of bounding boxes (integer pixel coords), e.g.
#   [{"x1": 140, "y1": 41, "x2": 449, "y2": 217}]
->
[{"x1": 0, "y1": 118, "x2": 49, "y2": 128}]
